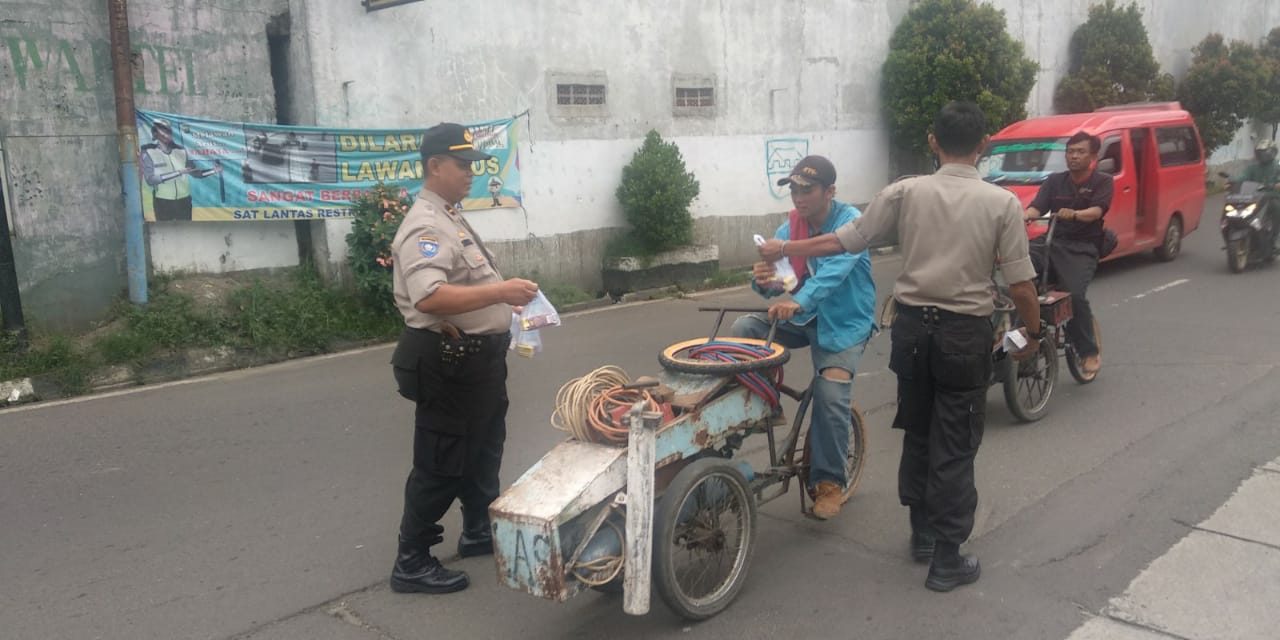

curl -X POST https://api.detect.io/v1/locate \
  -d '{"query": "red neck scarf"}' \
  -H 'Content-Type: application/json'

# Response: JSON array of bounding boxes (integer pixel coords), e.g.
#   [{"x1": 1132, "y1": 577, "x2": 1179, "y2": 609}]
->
[{"x1": 787, "y1": 209, "x2": 811, "y2": 282}]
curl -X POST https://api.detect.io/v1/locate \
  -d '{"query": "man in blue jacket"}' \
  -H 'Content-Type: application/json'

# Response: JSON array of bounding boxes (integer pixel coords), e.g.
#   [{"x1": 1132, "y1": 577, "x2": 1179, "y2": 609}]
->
[{"x1": 732, "y1": 155, "x2": 876, "y2": 520}]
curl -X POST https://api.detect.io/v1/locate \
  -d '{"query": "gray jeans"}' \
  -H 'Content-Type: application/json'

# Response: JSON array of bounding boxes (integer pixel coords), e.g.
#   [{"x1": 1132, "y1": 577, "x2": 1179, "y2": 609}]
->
[{"x1": 730, "y1": 314, "x2": 867, "y2": 488}]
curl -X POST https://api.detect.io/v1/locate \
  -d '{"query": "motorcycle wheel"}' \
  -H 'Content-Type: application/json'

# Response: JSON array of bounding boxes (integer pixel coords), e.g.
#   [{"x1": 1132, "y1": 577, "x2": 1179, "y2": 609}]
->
[
  {"x1": 1227, "y1": 238, "x2": 1249, "y2": 273},
  {"x1": 1003, "y1": 331, "x2": 1058, "y2": 422}
]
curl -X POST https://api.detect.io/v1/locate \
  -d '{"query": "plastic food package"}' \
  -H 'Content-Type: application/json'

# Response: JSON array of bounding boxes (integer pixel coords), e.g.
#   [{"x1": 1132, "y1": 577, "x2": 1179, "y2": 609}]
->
[
  {"x1": 519, "y1": 290, "x2": 561, "y2": 331},
  {"x1": 514, "y1": 328, "x2": 542, "y2": 358},
  {"x1": 753, "y1": 234, "x2": 797, "y2": 292}
]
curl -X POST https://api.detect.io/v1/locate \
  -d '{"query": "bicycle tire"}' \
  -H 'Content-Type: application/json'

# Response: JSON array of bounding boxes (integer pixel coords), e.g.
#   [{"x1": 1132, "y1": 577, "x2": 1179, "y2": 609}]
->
[
  {"x1": 800, "y1": 403, "x2": 869, "y2": 503},
  {"x1": 652, "y1": 458, "x2": 757, "y2": 620},
  {"x1": 658, "y1": 338, "x2": 789, "y2": 375}
]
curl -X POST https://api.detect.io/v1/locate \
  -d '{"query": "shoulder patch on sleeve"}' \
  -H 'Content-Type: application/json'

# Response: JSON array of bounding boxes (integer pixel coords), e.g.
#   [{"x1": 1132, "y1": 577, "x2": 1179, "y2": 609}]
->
[{"x1": 418, "y1": 236, "x2": 440, "y2": 258}]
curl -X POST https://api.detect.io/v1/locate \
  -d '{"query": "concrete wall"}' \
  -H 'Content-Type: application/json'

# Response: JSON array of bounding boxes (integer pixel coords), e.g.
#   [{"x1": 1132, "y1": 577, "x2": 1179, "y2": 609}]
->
[
  {"x1": 292, "y1": 0, "x2": 1280, "y2": 292},
  {"x1": 293, "y1": 0, "x2": 899, "y2": 289},
  {"x1": 0, "y1": 0, "x2": 292, "y2": 329},
  {"x1": 4, "y1": 0, "x2": 1278, "y2": 326}
]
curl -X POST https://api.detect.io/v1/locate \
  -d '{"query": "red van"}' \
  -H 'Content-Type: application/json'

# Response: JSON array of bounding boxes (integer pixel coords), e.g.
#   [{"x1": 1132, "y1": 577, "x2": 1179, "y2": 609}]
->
[{"x1": 978, "y1": 102, "x2": 1207, "y2": 262}]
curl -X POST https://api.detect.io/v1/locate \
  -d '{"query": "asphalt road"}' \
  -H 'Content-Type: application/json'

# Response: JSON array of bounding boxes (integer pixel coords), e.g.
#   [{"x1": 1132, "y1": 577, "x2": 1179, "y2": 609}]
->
[{"x1": 3, "y1": 195, "x2": 1279, "y2": 640}]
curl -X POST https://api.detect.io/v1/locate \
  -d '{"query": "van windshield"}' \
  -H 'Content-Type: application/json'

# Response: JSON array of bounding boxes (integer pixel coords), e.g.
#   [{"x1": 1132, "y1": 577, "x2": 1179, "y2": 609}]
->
[{"x1": 978, "y1": 139, "x2": 1068, "y2": 185}]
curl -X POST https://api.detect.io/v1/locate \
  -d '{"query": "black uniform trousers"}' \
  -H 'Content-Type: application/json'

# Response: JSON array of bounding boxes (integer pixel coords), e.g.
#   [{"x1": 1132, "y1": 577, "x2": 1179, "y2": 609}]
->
[
  {"x1": 889, "y1": 304, "x2": 991, "y2": 546},
  {"x1": 1030, "y1": 236, "x2": 1099, "y2": 357},
  {"x1": 391, "y1": 326, "x2": 510, "y2": 551}
]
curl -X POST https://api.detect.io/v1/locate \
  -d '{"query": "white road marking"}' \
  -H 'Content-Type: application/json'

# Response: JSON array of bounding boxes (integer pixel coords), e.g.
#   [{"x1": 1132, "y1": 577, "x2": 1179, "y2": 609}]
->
[{"x1": 1110, "y1": 278, "x2": 1190, "y2": 307}]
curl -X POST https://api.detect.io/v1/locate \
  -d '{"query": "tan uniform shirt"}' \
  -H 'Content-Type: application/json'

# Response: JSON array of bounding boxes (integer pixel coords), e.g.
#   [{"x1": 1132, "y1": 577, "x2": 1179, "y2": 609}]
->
[
  {"x1": 833, "y1": 163, "x2": 1036, "y2": 317},
  {"x1": 391, "y1": 189, "x2": 511, "y2": 333}
]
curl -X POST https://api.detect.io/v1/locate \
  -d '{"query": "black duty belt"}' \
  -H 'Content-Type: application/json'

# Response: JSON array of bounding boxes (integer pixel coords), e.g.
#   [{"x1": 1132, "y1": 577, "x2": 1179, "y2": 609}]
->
[
  {"x1": 402, "y1": 326, "x2": 512, "y2": 352},
  {"x1": 894, "y1": 303, "x2": 979, "y2": 323}
]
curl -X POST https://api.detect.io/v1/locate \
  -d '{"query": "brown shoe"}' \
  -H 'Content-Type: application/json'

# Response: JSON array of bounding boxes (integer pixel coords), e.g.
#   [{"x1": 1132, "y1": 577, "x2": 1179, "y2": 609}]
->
[{"x1": 811, "y1": 481, "x2": 844, "y2": 520}]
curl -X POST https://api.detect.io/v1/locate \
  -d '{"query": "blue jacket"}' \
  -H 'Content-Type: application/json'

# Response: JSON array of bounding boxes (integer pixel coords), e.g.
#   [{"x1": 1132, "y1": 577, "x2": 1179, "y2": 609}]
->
[{"x1": 751, "y1": 200, "x2": 876, "y2": 352}]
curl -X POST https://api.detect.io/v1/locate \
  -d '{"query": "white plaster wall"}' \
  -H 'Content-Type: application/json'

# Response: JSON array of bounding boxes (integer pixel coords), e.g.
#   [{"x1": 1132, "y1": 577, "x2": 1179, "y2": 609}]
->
[{"x1": 148, "y1": 224, "x2": 300, "y2": 274}]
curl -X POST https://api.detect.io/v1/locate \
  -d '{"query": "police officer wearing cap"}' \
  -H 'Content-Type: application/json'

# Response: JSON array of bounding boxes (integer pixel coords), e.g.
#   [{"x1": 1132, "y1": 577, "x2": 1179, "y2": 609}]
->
[
  {"x1": 760, "y1": 102, "x2": 1043, "y2": 592},
  {"x1": 387, "y1": 122, "x2": 539, "y2": 594},
  {"x1": 139, "y1": 118, "x2": 222, "y2": 221}
]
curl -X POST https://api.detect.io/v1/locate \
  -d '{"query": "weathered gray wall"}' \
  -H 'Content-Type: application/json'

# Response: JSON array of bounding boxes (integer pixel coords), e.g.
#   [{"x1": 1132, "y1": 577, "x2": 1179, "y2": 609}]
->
[
  {"x1": 0, "y1": 0, "x2": 288, "y2": 330},
  {"x1": 4, "y1": 0, "x2": 1280, "y2": 327}
]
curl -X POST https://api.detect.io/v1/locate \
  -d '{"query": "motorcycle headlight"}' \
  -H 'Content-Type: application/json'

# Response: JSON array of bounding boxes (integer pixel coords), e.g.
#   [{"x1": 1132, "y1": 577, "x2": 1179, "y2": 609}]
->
[{"x1": 1228, "y1": 204, "x2": 1257, "y2": 218}]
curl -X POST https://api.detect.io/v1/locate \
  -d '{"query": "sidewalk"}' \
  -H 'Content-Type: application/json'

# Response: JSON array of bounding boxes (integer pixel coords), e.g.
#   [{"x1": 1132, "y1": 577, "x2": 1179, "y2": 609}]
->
[{"x1": 1066, "y1": 456, "x2": 1280, "y2": 640}]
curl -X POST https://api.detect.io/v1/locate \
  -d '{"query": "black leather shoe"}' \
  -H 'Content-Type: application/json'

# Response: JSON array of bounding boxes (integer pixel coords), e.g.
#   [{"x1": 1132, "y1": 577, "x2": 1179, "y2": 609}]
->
[
  {"x1": 458, "y1": 519, "x2": 494, "y2": 558},
  {"x1": 390, "y1": 548, "x2": 469, "y2": 594},
  {"x1": 925, "y1": 543, "x2": 980, "y2": 592},
  {"x1": 910, "y1": 530, "x2": 936, "y2": 563}
]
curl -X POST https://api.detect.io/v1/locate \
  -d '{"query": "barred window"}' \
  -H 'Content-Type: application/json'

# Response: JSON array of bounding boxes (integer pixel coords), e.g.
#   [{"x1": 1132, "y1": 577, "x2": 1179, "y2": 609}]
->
[
  {"x1": 548, "y1": 72, "x2": 608, "y2": 118},
  {"x1": 675, "y1": 87, "x2": 714, "y2": 108},
  {"x1": 672, "y1": 74, "x2": 717, "y2": 117},
  {"x1": 556, "y1": 84, "x2": 607, "y2": 106}
]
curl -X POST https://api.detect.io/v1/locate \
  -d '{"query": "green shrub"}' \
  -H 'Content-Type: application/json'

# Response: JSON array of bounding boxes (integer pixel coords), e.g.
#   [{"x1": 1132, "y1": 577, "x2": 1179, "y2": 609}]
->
[
  {"x1": 1053, "y1": 1, "x2": 1175, "y2": 114},
  {"x1": 1178, "y1": 34, "x2": 1268, "y2": 154},
  {"x1": 346, "y1": 184, "x2": 411, "y2": 311},
  {"x1": 614, "y1": 130, "x2": 700, "y2": 256},
  {"x1": 1255, "y1": 27, "x2": 1280, "y2": 139},
  {"x1": 880, "y1": 0, "x2": 1037, "y2": 161}
]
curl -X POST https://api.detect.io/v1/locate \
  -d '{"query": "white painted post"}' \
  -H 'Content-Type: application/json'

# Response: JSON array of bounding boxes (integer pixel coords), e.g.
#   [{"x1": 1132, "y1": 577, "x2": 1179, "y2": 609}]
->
[{"x1": 623, "y1": 401, "x2": 658, "y2": 615}]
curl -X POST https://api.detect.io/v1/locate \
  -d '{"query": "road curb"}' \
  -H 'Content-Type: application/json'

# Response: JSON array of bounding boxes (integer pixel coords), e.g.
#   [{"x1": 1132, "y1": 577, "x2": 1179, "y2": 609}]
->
[{"x1": 1, "y1": 249, "x2": 904, "y2": 408}]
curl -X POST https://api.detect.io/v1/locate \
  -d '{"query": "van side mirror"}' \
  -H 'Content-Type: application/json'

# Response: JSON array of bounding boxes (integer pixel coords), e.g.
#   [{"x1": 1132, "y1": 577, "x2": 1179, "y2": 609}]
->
[{"x1": 1097, "y1": 158, "x2": 1117, "y2": 174}]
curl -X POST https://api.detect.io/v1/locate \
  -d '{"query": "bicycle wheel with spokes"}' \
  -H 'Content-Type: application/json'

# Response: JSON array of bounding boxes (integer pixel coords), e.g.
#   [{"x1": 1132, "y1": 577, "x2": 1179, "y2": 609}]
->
[
  {"x1": 1003, "y1": 332, "x2": 1058, "y2": 422},
  {"x1": 652, "y1": 457, "x2": 757, "y2": 621},
  {"x1": 1065, "y1": 317, "x2": 1102, "y2": 384},
  {"x1": 799, "y1": 403, "x2": 869, "y2": 503}
]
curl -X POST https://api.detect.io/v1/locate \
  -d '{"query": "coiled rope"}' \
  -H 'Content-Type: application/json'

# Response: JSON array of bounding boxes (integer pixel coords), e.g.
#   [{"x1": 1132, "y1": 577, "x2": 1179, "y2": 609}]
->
[{"x1": 552, "y1": 366, "x2": 658, "y2": 446}]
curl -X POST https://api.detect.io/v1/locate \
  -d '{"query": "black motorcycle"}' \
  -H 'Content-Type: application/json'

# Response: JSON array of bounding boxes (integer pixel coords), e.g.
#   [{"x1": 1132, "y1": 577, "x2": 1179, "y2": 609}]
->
[{"x1": 1218, "y1": 173, "x2": 1278, "y2": 273}]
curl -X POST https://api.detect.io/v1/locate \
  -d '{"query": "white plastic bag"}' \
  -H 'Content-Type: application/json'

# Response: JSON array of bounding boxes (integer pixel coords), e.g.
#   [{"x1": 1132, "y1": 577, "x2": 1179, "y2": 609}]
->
[
  {"x1": 753, "y1": 234, "x2": 798, "y2": 292},
  {"x1": 519, "y1": 290, "x2": 561, "y2": 331},
  {"x1": 514, "y1": 328, "x2": 542, "y2": 358}
]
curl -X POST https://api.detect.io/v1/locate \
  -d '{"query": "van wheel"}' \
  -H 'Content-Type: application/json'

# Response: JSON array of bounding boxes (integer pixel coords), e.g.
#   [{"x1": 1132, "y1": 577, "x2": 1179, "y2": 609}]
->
[{"x1": 1155, "y1": 216, "x2": 1182, "y2": 261}]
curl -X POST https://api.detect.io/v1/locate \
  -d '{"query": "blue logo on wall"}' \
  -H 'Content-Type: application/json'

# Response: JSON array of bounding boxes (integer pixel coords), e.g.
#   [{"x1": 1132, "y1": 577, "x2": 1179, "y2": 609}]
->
[{"x1": 765, "y1": 138, "x2": 810, "y2": 199}]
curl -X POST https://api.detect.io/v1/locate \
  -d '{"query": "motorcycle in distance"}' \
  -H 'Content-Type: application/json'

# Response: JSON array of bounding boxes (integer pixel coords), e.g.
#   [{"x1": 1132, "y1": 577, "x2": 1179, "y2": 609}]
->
[{"x1": 1217, "y1": 172, "x2": 1278, "y2": 273}]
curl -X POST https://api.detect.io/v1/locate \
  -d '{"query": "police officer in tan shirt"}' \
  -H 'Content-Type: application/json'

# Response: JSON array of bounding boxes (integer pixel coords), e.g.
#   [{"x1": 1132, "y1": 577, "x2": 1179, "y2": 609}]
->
[
  {"x1": 387, "y1": 123, "x2": 538, "y2": 594},
  {"x1": 761, "y1": 102, "x2": 1042, "y2": 592}
]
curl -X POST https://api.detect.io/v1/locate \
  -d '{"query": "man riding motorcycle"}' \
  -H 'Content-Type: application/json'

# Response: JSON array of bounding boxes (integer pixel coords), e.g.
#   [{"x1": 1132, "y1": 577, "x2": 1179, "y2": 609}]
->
[{"x1": 1231, "y1": 139, "x2": 1280, "y2": 254}]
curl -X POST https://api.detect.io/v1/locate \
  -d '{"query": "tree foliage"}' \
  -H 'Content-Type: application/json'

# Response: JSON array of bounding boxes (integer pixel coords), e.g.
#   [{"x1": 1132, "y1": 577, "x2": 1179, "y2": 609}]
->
[
  {"x1": 1255, "y1": 27, "x2": 1280, "y2": 139},
  {"x1": 1053, "y1": 1, "x2": 1175, "y2": 113},
  {"x1": 614, "y1": 130, "x2": 700, "y2": 255},
  {"x1": 881, "y1": 0, "x2": 1037, "y2": 159},
  {"x1": 1178, "y1": 34, "x2": 1269, "y2": 154}
]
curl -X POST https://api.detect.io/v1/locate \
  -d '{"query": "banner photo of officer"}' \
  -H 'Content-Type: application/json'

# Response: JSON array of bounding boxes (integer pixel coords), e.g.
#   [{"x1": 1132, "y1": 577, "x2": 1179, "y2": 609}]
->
[{"x1": 134, "y1": 110, "x2": 523, "y2": 222}]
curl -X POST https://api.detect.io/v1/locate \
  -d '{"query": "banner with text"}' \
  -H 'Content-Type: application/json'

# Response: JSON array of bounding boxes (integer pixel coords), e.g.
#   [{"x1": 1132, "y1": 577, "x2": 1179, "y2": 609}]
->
[{"x1": 135, "y1": 110, "x2": 521, "y2": 222}]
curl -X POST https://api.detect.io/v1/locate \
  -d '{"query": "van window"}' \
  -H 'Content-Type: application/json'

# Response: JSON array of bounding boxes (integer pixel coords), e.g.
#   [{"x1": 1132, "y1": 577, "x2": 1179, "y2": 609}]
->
[
  {"x1": 978, "y1": 139, "x2": 1068, "y2": 185},
  {"x1": 1156, "y1": 127, "x2": 1201, "y2": 166},
  {"x1": 1100, "y1": 137, "x2": 1123, "y2": 174}
]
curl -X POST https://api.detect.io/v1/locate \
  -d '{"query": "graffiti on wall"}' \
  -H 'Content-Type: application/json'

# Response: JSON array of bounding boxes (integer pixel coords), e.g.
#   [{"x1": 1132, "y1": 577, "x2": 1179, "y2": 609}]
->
[
  {"x1": 2, "y1": 32, "x2": 203, "y2": 97},
  {"x1": 765, "y1": 138, "x2": 809, "y2": 199}
]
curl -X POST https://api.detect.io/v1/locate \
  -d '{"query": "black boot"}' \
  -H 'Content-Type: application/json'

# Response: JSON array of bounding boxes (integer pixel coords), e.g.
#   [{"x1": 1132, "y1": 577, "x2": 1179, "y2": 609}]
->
[
  {"x1": 458, "y1": 515, "x2": 494, "y2": 558},
  {"x1": 390, "y1": 540, "x2": 469, "y2": 594},
  {"x1": 925, "y1": 541, "x2": 980, "y2": 592},
  {"x1": 909, "y1": 507, "x2": 936, "y2": 564}
]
